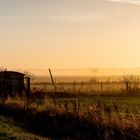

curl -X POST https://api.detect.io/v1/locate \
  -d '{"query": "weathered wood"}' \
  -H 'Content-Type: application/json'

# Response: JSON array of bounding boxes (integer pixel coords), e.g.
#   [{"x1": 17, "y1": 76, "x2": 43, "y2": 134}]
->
[
  {"x1": 0, "y1": 71, "x2": 25, "y2": 98},
  {"x1": 26, "y1": 77, "x2": 30, "y2": 97},
  {"x1": 49, "y1": 68, "x2": 56, "y2": 92}
]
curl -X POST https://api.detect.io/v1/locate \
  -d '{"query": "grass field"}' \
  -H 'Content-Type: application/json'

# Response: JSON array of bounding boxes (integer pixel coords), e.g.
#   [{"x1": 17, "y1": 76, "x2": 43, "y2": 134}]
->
[
  {"x1": 0, "y1": 91, "x2": 140, "y2": 139},
  {"x1": 53, "y1": 95, "x2": 140, "y2": 113},
  {"x1": 0, "y1": 76, "x2": 140, "y2": 139}
]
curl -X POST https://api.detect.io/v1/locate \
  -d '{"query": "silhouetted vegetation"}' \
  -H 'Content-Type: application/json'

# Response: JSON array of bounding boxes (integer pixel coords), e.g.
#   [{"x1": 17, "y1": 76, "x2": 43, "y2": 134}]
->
[
  {"x1": 0, "y1": 96, "x2": 140, "y2": 140},
  {"x1": 0, "y1": 75, "x2": 140, "y2": 139}
]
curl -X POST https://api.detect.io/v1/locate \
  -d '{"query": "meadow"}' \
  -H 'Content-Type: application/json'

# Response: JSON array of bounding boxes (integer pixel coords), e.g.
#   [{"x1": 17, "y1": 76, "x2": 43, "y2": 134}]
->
[
  {"x1": 0, "y1": 75, "x2": 140, "y2": 139},
  {"x1": 31, "y1": 75, "x2": 140, "y2": 93}
]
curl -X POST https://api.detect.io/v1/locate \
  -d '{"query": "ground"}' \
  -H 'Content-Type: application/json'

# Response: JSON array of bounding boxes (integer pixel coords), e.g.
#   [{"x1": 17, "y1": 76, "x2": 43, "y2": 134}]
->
[
  {"x1": 0, "y1": 94, "x2": 140, "y2": 139},
  {"x1": 0, "y1": 116, "x2": 49, "y2": 140}
]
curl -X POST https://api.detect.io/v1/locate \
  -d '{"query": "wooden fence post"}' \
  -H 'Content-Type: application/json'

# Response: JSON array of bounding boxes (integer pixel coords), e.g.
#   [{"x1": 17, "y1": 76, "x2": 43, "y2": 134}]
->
[
  {"x1": 49, "y1": 68, "x2": 56, "y2": 92},
  {"x1": 101, "y1": 81, "x2": 103, "y2": 92},
  {"x1": 26, "y1": 77, "x2": 30, "y2": 97}
]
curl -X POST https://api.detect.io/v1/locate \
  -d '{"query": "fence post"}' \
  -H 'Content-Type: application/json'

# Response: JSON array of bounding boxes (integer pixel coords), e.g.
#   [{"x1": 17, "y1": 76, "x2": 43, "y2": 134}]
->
[
  {"x1": 126, "y1": 81, "x2": 129, "y2": 93},
  {"x1": 101, "y1": 81, "x2": 103, "y2": 92},
  {"x1": 26, "y1": 77, "x2": 30, "y2": 97},
  {"x1": 49, "y1": 68, "x2": 56, "y2": 92}
]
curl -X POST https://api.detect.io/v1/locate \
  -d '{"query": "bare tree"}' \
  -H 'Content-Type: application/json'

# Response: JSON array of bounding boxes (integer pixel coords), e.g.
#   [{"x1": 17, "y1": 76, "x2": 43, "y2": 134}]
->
[
  {"x1": 0, "y1": 67, "x2": 7, "y2": 72},
  {"x1": 24, "y1": 71, "x2": 35, "y2": 81}
]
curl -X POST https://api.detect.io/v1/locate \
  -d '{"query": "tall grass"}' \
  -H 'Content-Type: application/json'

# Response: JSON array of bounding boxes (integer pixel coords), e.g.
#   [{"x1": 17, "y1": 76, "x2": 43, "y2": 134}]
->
[{"x1": 0, "y1": 97, "x2": 140, "y2": 139}]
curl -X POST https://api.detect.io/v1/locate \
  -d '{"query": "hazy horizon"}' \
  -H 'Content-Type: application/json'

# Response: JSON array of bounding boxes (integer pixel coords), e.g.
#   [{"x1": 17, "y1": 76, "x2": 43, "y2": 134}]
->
[{"x1": 8, "y1": 67, "x2": 140, "y2": 76}]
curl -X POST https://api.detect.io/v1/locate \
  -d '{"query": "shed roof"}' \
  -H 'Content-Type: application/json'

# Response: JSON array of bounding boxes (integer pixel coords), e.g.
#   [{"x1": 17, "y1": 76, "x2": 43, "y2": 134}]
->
[{"x1": 0, "y1": 71, "x2": 25, "y2": 79}]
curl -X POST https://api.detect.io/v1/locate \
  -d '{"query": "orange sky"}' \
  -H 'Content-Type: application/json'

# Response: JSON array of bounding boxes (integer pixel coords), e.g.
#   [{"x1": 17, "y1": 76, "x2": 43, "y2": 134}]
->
[{"x1": 0, "y1": 0, "x2": 140, "y2": 71}]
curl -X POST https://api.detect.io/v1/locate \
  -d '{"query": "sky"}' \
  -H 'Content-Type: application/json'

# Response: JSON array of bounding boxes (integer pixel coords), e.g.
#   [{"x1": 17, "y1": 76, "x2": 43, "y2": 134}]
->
[{"x1": 0, "y1": 0, "x2": 140, "y2": 71}]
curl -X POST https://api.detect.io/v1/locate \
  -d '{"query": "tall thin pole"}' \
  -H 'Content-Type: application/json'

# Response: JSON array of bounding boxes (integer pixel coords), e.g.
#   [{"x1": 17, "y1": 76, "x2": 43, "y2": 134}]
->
[
  {"x1": 26, "y1": 77, "x2": 30, "y2": 97},
  {"x1": 48, "y1": 68, "x2": 57, "y2": 108},
  {"x1": 49, "y1": 68, "x2": 56, "y2": 92}
]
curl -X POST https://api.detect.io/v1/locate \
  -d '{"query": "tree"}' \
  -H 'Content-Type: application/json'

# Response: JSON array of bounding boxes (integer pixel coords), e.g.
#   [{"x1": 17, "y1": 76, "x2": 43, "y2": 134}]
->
[
  {"x1": 0, "y1": 67, "x2": 7, "y2": 72},
  {"x1": 24, "y1": 71, "x2": 35, "y2": 81}
]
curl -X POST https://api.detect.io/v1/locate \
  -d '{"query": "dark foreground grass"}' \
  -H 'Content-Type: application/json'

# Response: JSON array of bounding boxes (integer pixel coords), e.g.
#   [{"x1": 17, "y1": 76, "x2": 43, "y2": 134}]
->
[
  {"x1": 0, "y1": 116, "x2": 49, "y2": 140},
  {"x1": 0, "y1": 97, "x2": 140, "y2": 140}
]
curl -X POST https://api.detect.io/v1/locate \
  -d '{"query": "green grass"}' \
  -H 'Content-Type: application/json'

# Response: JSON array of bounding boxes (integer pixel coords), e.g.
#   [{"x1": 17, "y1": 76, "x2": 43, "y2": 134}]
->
[
  {"x1": 54, "y1": 96, "x2": 140, "y2": 113},
  {"x1": 0, "y1": 96, "x2": 140, "y2": 139},
  {"x1": 0, "y1": 116, "x2": 49, "y2": 140},
  {"x1": 0, "y1": 93, "x2": 140, "y2": 139}
]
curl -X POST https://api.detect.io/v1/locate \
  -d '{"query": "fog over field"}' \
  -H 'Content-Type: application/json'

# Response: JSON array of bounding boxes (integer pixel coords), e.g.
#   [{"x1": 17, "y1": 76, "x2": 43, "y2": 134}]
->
[{"x1": 27, "y1": 67, "x2": 140, "y2": 76}]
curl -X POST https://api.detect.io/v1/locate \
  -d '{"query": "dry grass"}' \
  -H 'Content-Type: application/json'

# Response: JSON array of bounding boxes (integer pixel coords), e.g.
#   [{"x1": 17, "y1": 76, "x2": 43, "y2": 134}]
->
[{"x1": 0, "y1": 96, "x2": 140, "y2": 139}]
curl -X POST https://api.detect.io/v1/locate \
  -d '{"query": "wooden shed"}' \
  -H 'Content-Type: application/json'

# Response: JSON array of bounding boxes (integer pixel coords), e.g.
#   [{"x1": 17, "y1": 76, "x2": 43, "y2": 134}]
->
[{"x1": 0, "y1": 71, "x2": 25, "y2": 98}]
